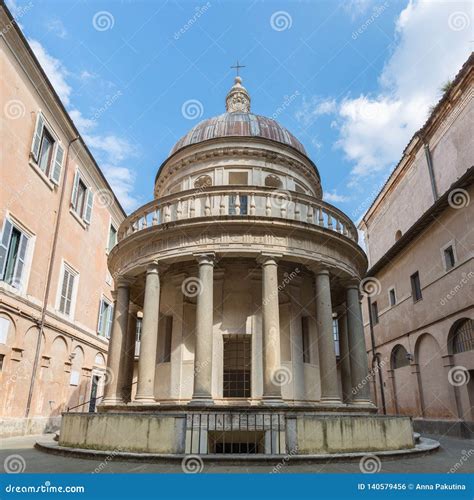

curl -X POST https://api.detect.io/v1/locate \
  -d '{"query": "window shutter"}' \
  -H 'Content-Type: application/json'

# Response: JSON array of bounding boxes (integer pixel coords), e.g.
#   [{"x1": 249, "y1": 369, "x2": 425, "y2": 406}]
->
[
  {"x1": 83, "y1": 189, "x2": 94, "y2": 224},
  {"x1": 97, "y1": 299, "x2": 105, "y2": 336},
  {"x1": 31, "y1": 113, "x2": 44, "y2": 161},
  {"x1": 12, "y1": 233, "x2": 28, "y2": 289},
  {"x1": 0, "y1": 219, "x2": 13, "y2": 280},
  {"x1": 71, "y1": 171, "x2": 80, "y2": 209},
  {"x1": 106, "y1": 304, "x2": 114, "y2": 339},
  {"x1": 59, "y1": 269, "x2": 69, "y2": 313},
  {"x1": 65, "y1": 272, "x2": 75, "y2": 316},
  {"x1": 50, "y1": 143, "x2": 64, "y2": 185}
]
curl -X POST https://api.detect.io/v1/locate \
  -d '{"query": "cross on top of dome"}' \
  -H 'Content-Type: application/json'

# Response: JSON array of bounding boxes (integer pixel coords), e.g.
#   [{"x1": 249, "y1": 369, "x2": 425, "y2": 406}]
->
[{"x1": 226, "y1": 61, "x2": 251, "y2": 113}]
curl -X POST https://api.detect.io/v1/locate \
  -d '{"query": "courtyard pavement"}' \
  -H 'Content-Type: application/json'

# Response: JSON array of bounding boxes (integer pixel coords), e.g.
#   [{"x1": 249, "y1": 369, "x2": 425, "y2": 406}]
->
[{"x1": 0, "y1": 434, "x2": 473, "y2": 474}]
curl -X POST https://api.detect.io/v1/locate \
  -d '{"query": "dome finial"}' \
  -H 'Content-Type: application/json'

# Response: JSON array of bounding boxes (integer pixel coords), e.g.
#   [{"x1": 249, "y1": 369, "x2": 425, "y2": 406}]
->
[{"x1": 226, "y1": 61, "x2": 250, "y2": 113}]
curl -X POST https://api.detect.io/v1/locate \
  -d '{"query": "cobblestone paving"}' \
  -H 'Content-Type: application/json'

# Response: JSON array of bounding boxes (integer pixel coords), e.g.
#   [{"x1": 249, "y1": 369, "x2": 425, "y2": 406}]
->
[{"x1": 0, "y1": 434, "x2": 473, "y2": 474}]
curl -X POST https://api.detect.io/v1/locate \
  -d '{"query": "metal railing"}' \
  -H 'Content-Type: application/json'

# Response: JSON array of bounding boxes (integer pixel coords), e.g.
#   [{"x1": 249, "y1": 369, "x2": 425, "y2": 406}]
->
[
  {"x1": 117, "y1": 186, "x2": 358, "y2": 243},
  {"x1": 186, "y1": 411, "x2": 286, "y2": 455}
]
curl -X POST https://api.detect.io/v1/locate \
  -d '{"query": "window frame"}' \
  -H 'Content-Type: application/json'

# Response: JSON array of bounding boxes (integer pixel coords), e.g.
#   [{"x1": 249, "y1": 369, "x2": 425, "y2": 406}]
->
[
  {"x1": 56, "y1": 260, "x2": 79, "y2": 319},
  {"x1": 301, "y1": 316, "x2": 311, "y2": 363},
  {"x1": 370, "y1": 301, "x2": 379, "y2": 324},
  {"x1": 30, "y1": 111, "x2": 65, "y2": 186},
  {"x1": 0, "y1": 214, "x2": 34, "y2": 294},
  {"x1": 410, "y1": 271, "x2": 423, "y2": 303},
  {"x1": 388, "y1": 287, "x2": 396, "y2": 307},
  {"x1": 441, "y1": 241, "x2": 457, "y2": 272},
  {"x1": 107, "y1": 223, "x2": 117, "y2": 254},
  {"x1": 97, "y1": 296, "x2": 114, "y2": 338},
  {"x1": 70, "y1": 169, "x2": 94, "y2": 225}
]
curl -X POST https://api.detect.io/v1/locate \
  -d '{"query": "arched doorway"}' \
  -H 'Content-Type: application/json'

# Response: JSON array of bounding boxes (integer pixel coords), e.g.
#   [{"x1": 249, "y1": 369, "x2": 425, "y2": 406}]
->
[{"x1": 390, "y1": 345, "x2": 417, "y2": 415}]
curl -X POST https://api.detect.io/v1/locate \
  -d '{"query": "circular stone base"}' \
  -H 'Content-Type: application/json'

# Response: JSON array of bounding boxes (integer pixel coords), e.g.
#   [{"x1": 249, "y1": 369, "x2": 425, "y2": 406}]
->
[{"x1": 35, "y1": 437, "x2": 439, "y2": 464}]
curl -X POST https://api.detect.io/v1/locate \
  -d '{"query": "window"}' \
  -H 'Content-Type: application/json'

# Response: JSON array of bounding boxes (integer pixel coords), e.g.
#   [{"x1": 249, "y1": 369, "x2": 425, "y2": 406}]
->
[
  {"x1": 58, "y1": 264, "x2": 78, "y2": 317},
  {"x1": 395, "y1": 230, "x2": 402, "y2": 242},
  {"x1": 229, "y1": 194, "x2": 248, "y2": 215},
  {"x1": 71, "y1": 170, "x2": 93, "y2": 224},
  {"x1": 228, "y1": 172, "x2": 248, "y2": 185},
  {"x1": 264, "y1": 174, "x2": 282, "y2": 189},
  {"x1": 452, "y1": 319, "x2": 474, "y2": 354},
  {"x1": 0, "y1": 218, "x2": 29, "y2": 290},
  {"x1": 301, "y1": 316, "x2": 310, "y2": 363},
  {"x1": 371, "y1": 301, "x2": 379, "y2": 324},
  {"x1": 388, "y1": 288, "x2": 396, "y2": 307},
  {"x1": 223, "y1": 335, "x2": 251, "y2": 398},
  {"x1": 443, "y1": 245, "x2": 456, "y2": 270},
  {"x1": 97, "y1": 298, "x2": 114, "y2": 338},
  {"x1": 160, "y1": 316, "x2": 173, "y2": 363},
  {"x1": 107, "y1": 225, "x2": 117, "y2": 253},
  {"x1": 0, "y1": 317, "x2": 10, "y2": 344},
  {"x1": 410, "y1": 272, "x2": 422, "y2": 302},
  {"x1": 391, "y1": 345, "x2": 410, "y2": 369},
  {"x1": 30, "y1": 112, "x2": 64, "y2": 184},
  {"x1": 0, "y1": 354, "x2": 4, "y2": 372},
  {"x1": 332, "y1": 317, "x2": 340, "y2": 356}
]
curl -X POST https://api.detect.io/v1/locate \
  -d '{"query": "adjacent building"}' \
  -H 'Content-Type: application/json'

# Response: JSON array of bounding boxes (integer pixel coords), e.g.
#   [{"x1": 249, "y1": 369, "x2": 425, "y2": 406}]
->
[
  {"x1": 0, "y1": 4, "x2": 125, "y2": 437},
  {"x1": 359, "y1": 54, "x2": 473, "y2": 437}
]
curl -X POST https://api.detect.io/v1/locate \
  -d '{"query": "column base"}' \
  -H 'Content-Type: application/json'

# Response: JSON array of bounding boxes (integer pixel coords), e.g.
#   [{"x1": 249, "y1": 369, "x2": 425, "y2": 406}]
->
[
  {"x1": 188, "y1": 397, "x2": 214, "y2": 406},
  {"x1": 134, "y1": 396, "x2": 158, "y2": 404},
  {"x1": 261, "y1": 396, "x2": 287, "y2": 407},
  {"x1": 320, "y1": 397, "x2": 343, "y2": 405},
  {"x1": 350, "y1": 398, "x2": 375, "y2": 406},
  {"x1": 101, "y1": 397, "x2": 125, "y2": 406}
]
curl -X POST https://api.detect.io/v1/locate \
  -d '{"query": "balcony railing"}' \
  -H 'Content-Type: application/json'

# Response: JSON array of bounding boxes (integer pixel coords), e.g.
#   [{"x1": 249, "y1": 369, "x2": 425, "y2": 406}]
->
[{"x1": 117, "y1": 186, "x2": 358, "y2": 243}]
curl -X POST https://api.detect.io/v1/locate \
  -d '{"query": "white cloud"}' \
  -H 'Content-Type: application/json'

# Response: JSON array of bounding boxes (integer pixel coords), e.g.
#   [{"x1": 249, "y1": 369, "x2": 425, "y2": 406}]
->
[
  {"x1": 295, "y1": 97, "x2": 337, "y2": 126},
  {"x1": 337, "y1": 0, "x2": 472, "y2": 179},
  {"x1": 343, "y1": 0, "x2": 374, "y2": 19},
  {"x1": 46, "y1": 18, "x2": 67, "y2": 39},
  {"x1": 101, "y1": 165, "x2": 139, "y2": 212},
  {"x1": 29, "y1": 39, "x2": 71, "y2": 106},
  {"x1": 323, "y1": 190, "x2": 351, "y2": 203},
  {"x1": 83, "y1": 134, "x2": 135, "y2": 165}
]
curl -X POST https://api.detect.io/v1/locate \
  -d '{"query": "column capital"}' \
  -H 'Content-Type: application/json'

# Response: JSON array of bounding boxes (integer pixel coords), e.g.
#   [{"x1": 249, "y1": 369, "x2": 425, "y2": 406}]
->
[
  {"x1": 344, "y1": 276, "x2": 361, "y2": 290},
  {"x1": 128, "y1": 302, "x2": 141, "y2": 315},
  {"x1": 145, "y1": 261, "x2": 168, "y2": 275},
  {"x1": 116, "y1": 275, "x2": 135, "y2": 288},
  {"x1": 194, "y1": 252, "x2": 216, "y2": 266},
  {"x1": 309, "y1": 263, "x2": 332, "y2": 276},
  {"x1": 257, "y1": 252, "x2": 282, "y2": 266}
]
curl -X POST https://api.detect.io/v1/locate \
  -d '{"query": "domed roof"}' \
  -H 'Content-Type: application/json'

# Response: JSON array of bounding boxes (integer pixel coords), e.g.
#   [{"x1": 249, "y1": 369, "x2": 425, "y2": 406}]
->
[
  {"x1": 170, "y1": 76, "x2": 306, "y2": 156},
  {"x1": 170, "y1": 112, "x2": 306, "y2": 156}
]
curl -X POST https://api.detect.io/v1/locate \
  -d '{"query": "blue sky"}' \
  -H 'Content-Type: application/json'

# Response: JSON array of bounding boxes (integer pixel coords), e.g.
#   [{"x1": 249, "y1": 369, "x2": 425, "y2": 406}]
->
[{"x1": 7, "y1": 0, "x2": 473, "y2": 218}]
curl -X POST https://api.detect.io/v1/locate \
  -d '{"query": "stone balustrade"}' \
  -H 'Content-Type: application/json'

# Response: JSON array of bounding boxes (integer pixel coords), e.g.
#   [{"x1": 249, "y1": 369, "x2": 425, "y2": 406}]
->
[{"x1": 117, "y1": 186, "x2": 358, "y2": 243}]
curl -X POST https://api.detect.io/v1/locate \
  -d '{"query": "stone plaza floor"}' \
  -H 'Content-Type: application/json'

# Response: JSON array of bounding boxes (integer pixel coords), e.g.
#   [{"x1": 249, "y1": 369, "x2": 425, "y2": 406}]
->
[{"x1": 1, "y1": 434, "x2": 473, "y2": 474}]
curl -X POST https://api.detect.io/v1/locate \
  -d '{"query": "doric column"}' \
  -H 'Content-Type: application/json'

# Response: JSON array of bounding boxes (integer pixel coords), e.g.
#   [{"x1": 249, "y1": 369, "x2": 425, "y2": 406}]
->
[
  {"x1": 338, "y1": 309, "x2": 352, "y2": 403},
  {"x1": 122, "y1": 303, "x2": 139, "y2": 402},
  {"x1": 259, "y1": 254, "x2": 284, "y2": 405},
  {"x1": 346, "y1": 281, "x2": 372, "y2": 404},
  {"x1": 190, "y1": 253, "x2": 215, "y2": 405},
  {"x1": 103, "y1": 278, "x2": 131, "y2": 405},
  {"x1": 135, "y1": 263, "x2": 161, "y2": 403},
  {"x1": 314, "y1": 268, "x2": 341, "y2": 403}
]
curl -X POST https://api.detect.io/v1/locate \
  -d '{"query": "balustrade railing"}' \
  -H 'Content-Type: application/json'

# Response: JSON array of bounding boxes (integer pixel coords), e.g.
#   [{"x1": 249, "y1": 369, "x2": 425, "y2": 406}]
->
[{"x1": 117, "y1": 186, "x2": 358, "y2": 243}]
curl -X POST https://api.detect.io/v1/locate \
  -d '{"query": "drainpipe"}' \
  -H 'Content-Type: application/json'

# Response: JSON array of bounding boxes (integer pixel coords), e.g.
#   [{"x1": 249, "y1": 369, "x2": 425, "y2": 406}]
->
[
  {"x1": 25, "y1": 136, "x2": 80, "y2": 418},
  {"x1": 367, "y1": 295, "x2": 386, "y2": 415},
  {"x1": 418, "y1": 134, "x2": 439, "y2": 202}
]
